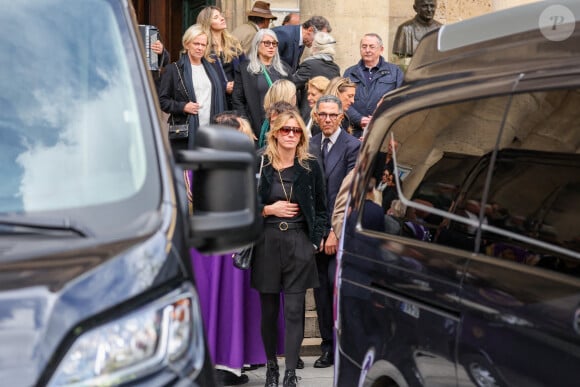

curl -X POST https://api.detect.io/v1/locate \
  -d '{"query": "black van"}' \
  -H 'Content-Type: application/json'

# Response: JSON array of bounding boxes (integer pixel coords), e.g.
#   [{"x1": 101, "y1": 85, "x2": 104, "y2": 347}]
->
[
  {"x1": 0, "y1": 1, "x2": 259, "y2": 386},
  {"x1": 336, "y1": 1, "x2": 580, "y2": 386}
]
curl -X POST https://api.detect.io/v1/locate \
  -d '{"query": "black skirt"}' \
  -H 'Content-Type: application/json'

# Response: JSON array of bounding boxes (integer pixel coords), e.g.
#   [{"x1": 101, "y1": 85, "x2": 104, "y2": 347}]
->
[{"x1": 251, "y1": 222, "x2": 319, "y2": 293}]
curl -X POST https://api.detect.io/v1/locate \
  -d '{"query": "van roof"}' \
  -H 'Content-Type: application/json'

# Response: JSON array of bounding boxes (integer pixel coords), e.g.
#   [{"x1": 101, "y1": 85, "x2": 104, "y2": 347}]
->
[{"x1": 406, "y1": 0, "x2": 580, "y2": 83}]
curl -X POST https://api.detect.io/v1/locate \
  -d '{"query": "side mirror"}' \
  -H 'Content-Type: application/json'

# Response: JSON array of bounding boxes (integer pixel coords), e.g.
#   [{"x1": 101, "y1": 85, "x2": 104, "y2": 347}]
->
[{"x1": 176, "y1": 125, "x2": 261, "y2": 253}]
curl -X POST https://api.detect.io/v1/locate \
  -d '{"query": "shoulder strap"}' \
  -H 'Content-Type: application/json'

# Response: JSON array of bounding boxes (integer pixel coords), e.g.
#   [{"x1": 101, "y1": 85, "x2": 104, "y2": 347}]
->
[
  {"x1": 260, "y1": 63, "x2": 273, "y2": 87},
  {"x1": 174, "y1": 63, "x2": 191, "y2": 101}
]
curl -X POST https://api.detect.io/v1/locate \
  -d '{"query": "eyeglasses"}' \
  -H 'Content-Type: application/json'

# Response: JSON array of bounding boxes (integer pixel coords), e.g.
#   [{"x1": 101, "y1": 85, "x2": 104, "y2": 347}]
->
[
  {"x1": 279, "y1": 126, "x2": 303, "y2": 135},
  {"x1": 261, "y1": 40, "x2": 279, "y2": 47},
  {"x1": 316, "y1": 113, "x2": 341, "y2": 120}
]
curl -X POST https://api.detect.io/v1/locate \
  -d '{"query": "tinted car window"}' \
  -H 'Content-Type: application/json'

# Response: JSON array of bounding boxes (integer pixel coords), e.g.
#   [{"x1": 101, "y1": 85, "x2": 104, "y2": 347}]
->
[{"x1": 0, "y1": 0, "x2": 160, "y2": 234}]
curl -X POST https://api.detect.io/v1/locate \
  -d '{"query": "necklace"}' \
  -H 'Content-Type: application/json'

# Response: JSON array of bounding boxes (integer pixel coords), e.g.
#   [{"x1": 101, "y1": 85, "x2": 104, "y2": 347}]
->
[{"x1": 277, "y1": 168, "x2": 293, "y2": 202}]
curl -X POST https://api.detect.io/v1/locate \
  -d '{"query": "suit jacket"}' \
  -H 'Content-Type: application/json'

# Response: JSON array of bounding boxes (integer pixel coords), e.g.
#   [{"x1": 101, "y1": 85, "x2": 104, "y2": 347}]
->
[
  {"x1": 232, "y1": 22, "x2": 259, "y2": 54},
  {"x1": 309, "y1": 130, "x2": 361, "y2": 232},
  {"x1": 272, "y1": 25, "x2": 303, "y2": 72},
  {"x1": 258, "y1": 157, "x2": 328, "y2": 248}
]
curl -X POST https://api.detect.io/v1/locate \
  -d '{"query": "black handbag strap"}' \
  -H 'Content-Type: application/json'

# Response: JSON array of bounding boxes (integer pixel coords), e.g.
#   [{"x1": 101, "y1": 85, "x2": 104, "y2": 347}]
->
[{"x1": 171, "y1": 63, "x2": 191, "y2": 126}]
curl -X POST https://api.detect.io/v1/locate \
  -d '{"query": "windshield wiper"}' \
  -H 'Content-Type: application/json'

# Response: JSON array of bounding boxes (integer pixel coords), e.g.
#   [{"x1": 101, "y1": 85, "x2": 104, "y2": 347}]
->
[{"x1": 0, "y1": 216, "x2": 92, "y2": 237}]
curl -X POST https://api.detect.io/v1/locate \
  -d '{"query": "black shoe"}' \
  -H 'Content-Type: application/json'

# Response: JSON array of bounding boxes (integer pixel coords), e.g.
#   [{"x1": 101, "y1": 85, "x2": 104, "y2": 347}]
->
[
  {"x1": 243, "y1": 364, "x2": 264, "y2": 371},
  {"x1": 313, "y1": 351, "x2": 334, "y2": 368},
  {"x1": 265, "y1": 360, "x2": 279, "y2": 387},
  {"x1": 296, "y1": 357, "x2": 304, "y2": 369},
  {"x1": 283, "y1": 369, "x2": 298, "y2": 387},
  {"x1": 216, "y1": 369, "x2": 249, "y2": 386}
]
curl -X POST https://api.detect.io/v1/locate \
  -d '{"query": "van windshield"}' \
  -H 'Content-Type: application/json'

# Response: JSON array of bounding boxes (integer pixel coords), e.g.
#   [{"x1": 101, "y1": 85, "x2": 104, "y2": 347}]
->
[{"x1": 0, "y1": 0, "x2": 160, "y2": 226}]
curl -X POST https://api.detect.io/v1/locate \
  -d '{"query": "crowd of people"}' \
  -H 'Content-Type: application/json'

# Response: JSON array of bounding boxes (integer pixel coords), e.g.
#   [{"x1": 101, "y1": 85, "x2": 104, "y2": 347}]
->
[{"x1": 155, "y1": 2, "x2": 406, "y2": 386}]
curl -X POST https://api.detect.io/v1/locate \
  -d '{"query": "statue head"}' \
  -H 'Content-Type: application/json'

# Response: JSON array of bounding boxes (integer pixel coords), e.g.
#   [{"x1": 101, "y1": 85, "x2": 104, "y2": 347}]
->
[{"x1": 414, "y1": 0, "x2": 437, "y2": 25}]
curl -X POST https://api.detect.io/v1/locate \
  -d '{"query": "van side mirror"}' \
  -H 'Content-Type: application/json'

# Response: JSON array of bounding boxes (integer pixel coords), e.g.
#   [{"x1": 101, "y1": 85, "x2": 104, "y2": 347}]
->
[{"x1": 175, "y1": 125, "x2": 261, "y2": 253}]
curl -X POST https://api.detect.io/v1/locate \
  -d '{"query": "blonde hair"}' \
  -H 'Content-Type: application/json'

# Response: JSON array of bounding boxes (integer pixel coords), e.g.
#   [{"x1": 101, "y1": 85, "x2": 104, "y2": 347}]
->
[
  {"x1": 264, "y1": 110, "x2": 313, "y2": 170},
  {"x1": 307, "y1": 76, "x2": 330, "y2": 95},
  {"x1": 238, "y1": 117, "x2": 257, "y2": 141},
  {"x1": 263, "y1": 79, "x2": 297, "y2": 111},
  {"x1": 196, "y1": 6, "x2": 243, "y2": 63},
  {"x1": 324, "y1": 76, "x2": 357, "y2": 97},
  {"x1": 181, "y1": 24, "x2": 209, "y2": 57}
]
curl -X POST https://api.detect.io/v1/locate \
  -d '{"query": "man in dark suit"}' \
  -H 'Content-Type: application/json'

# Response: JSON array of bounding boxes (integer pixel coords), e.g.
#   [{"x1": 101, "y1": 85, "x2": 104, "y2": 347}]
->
[
  {"x1": 273, "y1": 16, "x2": 332, "y2": 72},
  {"x1": 309, "y1": 95, "x2": 360, "y2": 368}
]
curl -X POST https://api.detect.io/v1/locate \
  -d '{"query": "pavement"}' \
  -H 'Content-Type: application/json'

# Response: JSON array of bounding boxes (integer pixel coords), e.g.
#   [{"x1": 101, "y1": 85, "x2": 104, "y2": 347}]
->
[{"x1": 240, "y1": 356, "x2": 334, "y2": 387}]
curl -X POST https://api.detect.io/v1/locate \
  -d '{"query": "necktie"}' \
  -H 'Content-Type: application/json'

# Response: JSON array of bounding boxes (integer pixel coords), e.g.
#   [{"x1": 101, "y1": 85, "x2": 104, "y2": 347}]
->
[{"x1": 322, "y1": 138, "x2": 331, "y2": 169}]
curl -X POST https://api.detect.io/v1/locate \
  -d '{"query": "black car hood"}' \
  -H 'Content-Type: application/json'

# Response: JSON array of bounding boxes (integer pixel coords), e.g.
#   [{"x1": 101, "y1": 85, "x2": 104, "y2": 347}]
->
[{"x1": 0, "y1": 212, "x2": 186, "y2": 386}]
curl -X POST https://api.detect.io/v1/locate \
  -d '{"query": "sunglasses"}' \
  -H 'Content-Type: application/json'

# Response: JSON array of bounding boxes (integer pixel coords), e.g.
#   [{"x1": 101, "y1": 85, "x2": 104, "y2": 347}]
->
[
  {"x1": 279, "y1": 126, "x2": 303, "y2": 135},
  {"x1": 261, "y1": 40, "x2": 279, "y2": 47}
]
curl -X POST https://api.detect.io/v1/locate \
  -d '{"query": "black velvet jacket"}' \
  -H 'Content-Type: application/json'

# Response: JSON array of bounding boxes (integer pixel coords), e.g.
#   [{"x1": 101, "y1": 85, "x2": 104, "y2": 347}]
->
[{"x1": 258, "y1": 156, "x2": 328, "y2": 248}]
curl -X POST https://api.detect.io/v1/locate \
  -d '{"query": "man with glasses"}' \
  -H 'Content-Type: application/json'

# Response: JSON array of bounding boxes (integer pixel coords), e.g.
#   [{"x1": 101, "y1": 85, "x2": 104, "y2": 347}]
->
[
  {"x1": 273, "y1": 16, "x2": 332, "y2": 72},
  {"x1": 308, "y1": 95, "x2": 360, "y2": 368},
  {"x1": 343, "y1": 33, "x2": 404, "y2": 138}
]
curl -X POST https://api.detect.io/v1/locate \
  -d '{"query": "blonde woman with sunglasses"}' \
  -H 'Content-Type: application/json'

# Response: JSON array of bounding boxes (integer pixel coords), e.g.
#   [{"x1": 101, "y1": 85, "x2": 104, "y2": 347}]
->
[{"x1": 252, "y1": 109, "x2": 327, "y2": 387}]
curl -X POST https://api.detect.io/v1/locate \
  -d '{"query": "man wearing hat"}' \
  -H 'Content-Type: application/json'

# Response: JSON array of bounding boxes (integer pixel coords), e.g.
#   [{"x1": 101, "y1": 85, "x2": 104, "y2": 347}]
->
[{"x1": 232, "y1": 1, "x2": 277, "y2": 54}]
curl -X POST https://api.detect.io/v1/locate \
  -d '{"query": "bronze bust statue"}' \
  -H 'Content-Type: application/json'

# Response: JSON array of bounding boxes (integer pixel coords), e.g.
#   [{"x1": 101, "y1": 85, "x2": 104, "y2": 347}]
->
[{"x1": 393, "y1": 0, "x2": 443, "y2": 57}]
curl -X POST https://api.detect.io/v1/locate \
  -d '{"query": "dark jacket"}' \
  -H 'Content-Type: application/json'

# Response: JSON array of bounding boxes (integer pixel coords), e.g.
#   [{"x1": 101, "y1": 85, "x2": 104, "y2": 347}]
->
[
  {"x1": 159, "y1": 54, "x2": 226, "y2": 148},
  {"x1": 343, "y1": 57, "x2": 404, "y2": 134},
  {"x1": 232, "y1": 60, "x2": 291, "y2": 139},
  {"x1": 209, "y1": 51, "x2": 246, "y2": 110},
  {"x1": 272, "y1": 25, "x2": 303, "y2": 72},
  {"x1": 309, "y1": 130, "x2": 361, "y2": 233},
  {"x1": 258, "y1": 156, "x2": 328, "y2": 248},
  {"x1": 292, "y1": 55, "x2": 341, "y2": 120}
]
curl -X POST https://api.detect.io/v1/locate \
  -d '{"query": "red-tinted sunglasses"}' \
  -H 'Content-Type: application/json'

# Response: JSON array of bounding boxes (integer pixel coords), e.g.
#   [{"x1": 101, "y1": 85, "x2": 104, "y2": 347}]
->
[{"x1": 279, "y1": 126, "x2": 303, "y2": 135}]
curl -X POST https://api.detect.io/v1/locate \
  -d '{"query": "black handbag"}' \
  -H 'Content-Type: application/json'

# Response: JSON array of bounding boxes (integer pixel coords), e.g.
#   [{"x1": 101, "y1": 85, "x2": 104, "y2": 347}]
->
[
  {"x1": 232, "y1": 246, "x2": 253, "y2": 270},
  {"x1": 168, "y1": 63, "x2": 190, "y2": 140},
  {"x1": 231, "y1": 155, "x2": 264, "y2": 270}
]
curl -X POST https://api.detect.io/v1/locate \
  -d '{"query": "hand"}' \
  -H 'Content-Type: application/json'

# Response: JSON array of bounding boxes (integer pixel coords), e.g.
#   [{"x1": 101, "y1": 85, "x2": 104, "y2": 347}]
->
[
  {"x1": 226, "y1": 81, "x2": 234, "y2": 94},
  {"x1": 360, "y1": 116, "x2": 372, "y2": 129},
  {"x1": 184, "y1": 102, "x2": 200, "y2": 115},
  {"x1": 151, "y1": 40, "x2": 164, "y2": 55},
  {"x1": 324, "y1": 229, "x2": 338, "y2": 255},
  {"x1": 265, "y1": 201, "x2": 300, "y2": 218}
]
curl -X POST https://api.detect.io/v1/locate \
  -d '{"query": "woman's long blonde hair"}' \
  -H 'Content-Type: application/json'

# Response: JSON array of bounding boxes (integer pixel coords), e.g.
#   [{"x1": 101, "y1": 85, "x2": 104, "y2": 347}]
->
[
  {"x1": 196, "y1": 6, "x2": 243, "y2": 63},
  {"x1": 264, "y1": 110, "x2": 314, "y2": 170}
]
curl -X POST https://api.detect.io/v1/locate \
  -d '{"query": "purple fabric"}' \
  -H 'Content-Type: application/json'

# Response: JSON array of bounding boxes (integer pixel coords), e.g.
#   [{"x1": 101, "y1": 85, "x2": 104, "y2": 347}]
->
[{"x1": 191, "y1": 249, "x2": 285, "y2": 368}]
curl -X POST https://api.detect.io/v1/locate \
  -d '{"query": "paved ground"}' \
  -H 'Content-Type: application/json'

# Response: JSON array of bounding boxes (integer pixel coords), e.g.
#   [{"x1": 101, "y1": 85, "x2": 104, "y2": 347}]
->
[{"x1": 241, "y1": 356, "x2": 333, "y2": 387}]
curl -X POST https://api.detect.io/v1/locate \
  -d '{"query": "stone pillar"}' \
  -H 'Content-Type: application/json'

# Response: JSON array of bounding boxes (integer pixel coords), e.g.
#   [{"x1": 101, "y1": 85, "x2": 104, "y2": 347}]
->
[{"x1": 300, "y1": 0, "x2": 391, "y2": 74}]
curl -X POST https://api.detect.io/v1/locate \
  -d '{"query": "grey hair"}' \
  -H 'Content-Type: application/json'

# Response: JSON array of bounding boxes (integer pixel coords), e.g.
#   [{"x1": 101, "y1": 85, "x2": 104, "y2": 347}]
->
[
  {"x1": 311, "y1": 32, "x2": 336, "y2": 57},
  {"x1": 314, "y1": 94, "x2": 343, "y2": 113},
  {"x1": 362, "y1": 33, "x2": 384, "y2": 47},
  {"x1": 247, "y1": 29, "x2": 288, "y2": 76}
]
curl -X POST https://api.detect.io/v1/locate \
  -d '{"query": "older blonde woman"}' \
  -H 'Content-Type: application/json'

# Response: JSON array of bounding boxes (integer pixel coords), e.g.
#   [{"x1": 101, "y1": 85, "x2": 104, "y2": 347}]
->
[
  {"x1": 304, "y1": 76, "x2": 331, "y2": 137},
  {"x1": 197, "y1": 6, "x2": 245, "y2": 109},
  {"x1": 159, "y1": 24, "x2": 225, "y2": 151},
  {"x1": 253, "y1": 109, "x2": 327, "y2": 387}
]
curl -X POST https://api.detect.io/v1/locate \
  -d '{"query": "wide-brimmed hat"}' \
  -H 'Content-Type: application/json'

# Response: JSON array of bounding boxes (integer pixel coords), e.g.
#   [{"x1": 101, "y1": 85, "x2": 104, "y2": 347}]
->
[{"x1": 247, "y1": 1, "x2": 277, "y2": 20}]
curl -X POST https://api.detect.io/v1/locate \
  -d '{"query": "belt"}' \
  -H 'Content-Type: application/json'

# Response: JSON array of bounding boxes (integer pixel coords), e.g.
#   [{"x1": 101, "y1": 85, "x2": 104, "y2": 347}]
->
[{"x1": 265, "y1": 222, "x2": 306, "y2": 231}]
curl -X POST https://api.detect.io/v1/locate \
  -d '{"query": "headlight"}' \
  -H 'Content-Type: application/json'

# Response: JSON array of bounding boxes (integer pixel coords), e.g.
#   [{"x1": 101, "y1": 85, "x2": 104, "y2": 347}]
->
[{"x1": 48, "y1": 284, "x2": 205, "y2": 386}]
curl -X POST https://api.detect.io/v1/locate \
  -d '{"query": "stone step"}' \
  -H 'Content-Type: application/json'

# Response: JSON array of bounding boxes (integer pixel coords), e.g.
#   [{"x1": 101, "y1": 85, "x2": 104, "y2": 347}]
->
[{"x1": 300, "y1": 337, "x2": 322, "y2": 357}]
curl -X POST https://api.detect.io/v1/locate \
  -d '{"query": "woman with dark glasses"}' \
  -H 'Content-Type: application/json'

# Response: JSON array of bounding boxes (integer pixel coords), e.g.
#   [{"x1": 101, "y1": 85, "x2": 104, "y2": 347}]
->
[
  {"x1": 252, "y1": 109, "x2": 327, "y2": 387},
  {"x1": 232, "y1": 29, "x2": 291, "y2": 142}
]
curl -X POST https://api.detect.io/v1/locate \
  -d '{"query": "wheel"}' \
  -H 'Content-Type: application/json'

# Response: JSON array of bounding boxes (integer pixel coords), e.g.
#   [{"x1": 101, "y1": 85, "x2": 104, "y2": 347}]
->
[{"x1": 461, "y1": 354, "x2": 504, "y2": 387}]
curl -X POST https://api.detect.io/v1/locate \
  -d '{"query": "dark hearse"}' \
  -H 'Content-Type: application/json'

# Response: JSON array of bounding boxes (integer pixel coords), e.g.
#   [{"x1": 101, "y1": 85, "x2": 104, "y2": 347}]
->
[
  {"x1": 0, "y1": 1, "x2": 259, "y2": 386},
  {"x1": 336, "y1": 1, "x2": 580, "y2": 386}
]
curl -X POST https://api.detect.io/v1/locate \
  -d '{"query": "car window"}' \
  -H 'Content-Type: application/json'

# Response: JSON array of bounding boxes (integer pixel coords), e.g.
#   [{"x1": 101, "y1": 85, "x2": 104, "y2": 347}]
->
[
  {"x1": 365, "y1": 88, "x2": 580, "y2": 274},
  {"x1": 365, "y1": 95, "x2": 510, "y2": 250},
  {"x1": 0, "y1": 0, "x2": 156, "y2": 216}
]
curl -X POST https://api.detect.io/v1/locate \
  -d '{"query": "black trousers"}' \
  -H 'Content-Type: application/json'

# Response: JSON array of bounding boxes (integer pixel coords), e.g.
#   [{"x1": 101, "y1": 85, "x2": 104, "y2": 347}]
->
[
  {"x1": 313, "y1": 251, "x2": 336, "y2": 353},
  {"x1": 260, "y1": 291, "x2": 305, "y2": 370}
]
